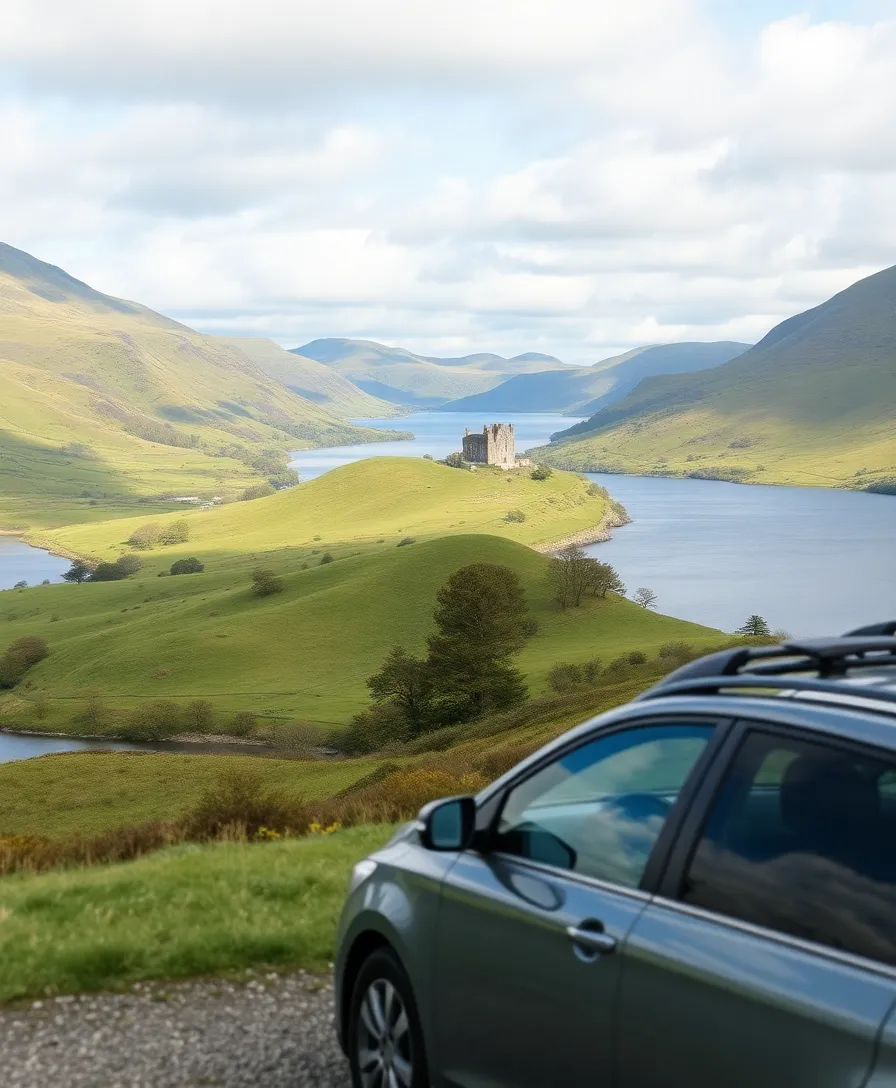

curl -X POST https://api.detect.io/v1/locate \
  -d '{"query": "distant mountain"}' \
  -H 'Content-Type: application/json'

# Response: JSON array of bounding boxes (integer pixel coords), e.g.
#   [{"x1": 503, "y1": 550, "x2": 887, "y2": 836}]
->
[
  {"x1": 441, "y1": 342, "x2": 750, "y2": 415},
  {"x1": 533, "y1": 264, "x2": 896, "y2": 490},
  {"x1": 292, "y1": 337, "x2": 571, "y2": 407},
  {"x1": 219, "y1": 338, "x2": 402, "y2": 419},
  {"x1": 0, "y1": 244, "x2": 404, "y2": 525}
]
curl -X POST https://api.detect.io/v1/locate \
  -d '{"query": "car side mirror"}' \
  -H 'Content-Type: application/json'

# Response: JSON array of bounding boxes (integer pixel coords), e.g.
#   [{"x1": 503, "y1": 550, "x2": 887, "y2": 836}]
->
[{"x1": 419, "y1": 795, "x2": 477, "y2": 851}]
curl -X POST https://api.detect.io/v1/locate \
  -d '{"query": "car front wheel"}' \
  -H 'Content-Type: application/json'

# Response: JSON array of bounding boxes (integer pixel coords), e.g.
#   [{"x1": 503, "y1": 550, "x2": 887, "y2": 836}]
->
[{"x1": 348, "y1": 947, "x2": 429, "y2": 1088}]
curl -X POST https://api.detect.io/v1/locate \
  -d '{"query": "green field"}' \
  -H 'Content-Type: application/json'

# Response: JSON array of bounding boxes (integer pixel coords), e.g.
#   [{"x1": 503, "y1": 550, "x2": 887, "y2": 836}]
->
[
  {"x1": 2, "y1": 463, "x2": 718, "y2": 727},
  {"x1": 534, "y1": 264, "x2": 896, "y2": 488},
  {"x1": 0, "y1": 826, "x2": 391, "y2": 1001},
  {"x1": 0, "y1": 751, "x2": 383, "y2": 838}
]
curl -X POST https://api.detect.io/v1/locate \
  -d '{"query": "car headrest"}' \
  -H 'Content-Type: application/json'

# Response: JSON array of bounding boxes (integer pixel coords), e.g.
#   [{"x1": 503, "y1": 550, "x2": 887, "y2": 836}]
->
[{"x1": 780, "y1": 753, "x2": 880, "y2": 850}]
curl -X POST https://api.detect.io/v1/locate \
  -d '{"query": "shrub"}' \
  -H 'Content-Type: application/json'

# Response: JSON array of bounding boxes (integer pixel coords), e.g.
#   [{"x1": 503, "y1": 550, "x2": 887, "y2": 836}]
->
[
  {"x1": 658, "y1": 641, "x2": 697, "y2": 664},
  {"x1": 119, "y1": 700, "x2": 185, "y2": 741},
  {"x1": 319, "y1": 553, "x2": 334, "y2": 565},
  {"x1": 184, "y1": 767, "x2": 305, "y2": 840},
  {"x1": 443, "y1": 451, "x2": 465, "y2": 468},
  {"x1": 397, "y1": 537, "x2": 416, "y2": 547},
  {"x1": 159, "y1": 519, "x2": 190, "y2": 545},
  {"x1": 547, "y1": 662, "x2": 584, "y2": 693},
  {"x1": 582, "y1": 657, "x2": 602, "y2": 684},
  {"x1": 422, "y1": 454, "x2": 433, "y2": 460},
  {"x1": 251, "y1": 568, "x2": 284, "y2": 597},
  {"x1": 627, "y1": 651, "x2": 647, "y2": 665},
  {"x1": 128, "y1": 523, "x2": 162, "y2": 550},
  {"x1": 504, "y1": 509, "x2": 527, "y2": 523},
  {"x1": 170, "y1": 557, "x2": 205, "y2": 575},
  {"x1": 115, "y1": 554, "x2": 143, "y2": 576},
  {"x1": 530, "y1": 465, "x2": 553, "y2": 480},
  {"x1": 185, "y1": 699, "x2": 216, "y2": 733},
  {"x1": 0, "y1": 636, "x2": 50, "y2": 688},
  {"x1": 226, "y1": 710, "x2": 258, "y2": 737},
  {"x1": 241, "y1": 483, "x2": 276, "y2": 501},
  {"x1": 62, "y1": 560, "x2": 93, "y2": 584},
  {"x1": 13, "y1": 581, "x2": 27, "y2": 590},
  {"x1": 88, "y1": 562, "x2": 128, "y2": 582}
]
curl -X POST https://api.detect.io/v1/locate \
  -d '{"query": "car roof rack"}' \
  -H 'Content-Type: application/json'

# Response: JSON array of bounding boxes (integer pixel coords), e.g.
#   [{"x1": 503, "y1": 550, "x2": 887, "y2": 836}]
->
[{"x1": 638, "y1": 625, "x2": 896, "y2": 708}]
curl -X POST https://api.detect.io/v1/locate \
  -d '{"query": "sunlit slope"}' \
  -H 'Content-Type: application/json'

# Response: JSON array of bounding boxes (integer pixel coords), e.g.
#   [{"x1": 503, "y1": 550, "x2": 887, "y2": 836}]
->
[
  {"x1": 40, "y1": 457, "x2": 613, "y2": 558},
  {"x1": 443, "y1": 342, "x2": 749, "y2": 415},
  {"x1": 0, "y1": 244, "x2": 403, "y2": 526},
  {"x1": 535, "y1": 265, "x2": 896, "y2": 488},
  {"x1": 218, "y1": 337, "x2": 402, "y2": 419},
  {"x1": 294, "y1": 337, "x2": 573, "y2": 408},
  {"x1": 3, "y1": 534, "x2": 719, "y2": 723}
]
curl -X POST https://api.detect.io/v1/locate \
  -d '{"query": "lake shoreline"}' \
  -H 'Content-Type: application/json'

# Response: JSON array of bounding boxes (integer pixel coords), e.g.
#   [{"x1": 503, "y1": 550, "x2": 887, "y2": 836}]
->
[
  {"x1": 532, "y1": 504, "x2": 632, "y2": 554},
  {"x1": 0, "y1": 726, "x2": 270, "y2": 749}
]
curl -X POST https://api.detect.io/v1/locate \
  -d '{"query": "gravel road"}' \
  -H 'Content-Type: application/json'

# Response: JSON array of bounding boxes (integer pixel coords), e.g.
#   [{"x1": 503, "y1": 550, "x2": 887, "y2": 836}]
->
[{"x1": 0, "y1": 972, "x2": 352, "y2": 1088}]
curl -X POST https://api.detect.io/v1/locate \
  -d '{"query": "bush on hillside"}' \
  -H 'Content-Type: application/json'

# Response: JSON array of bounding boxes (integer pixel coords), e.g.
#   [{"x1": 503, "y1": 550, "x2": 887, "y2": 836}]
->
[
  {"x1": 184, "y1": 767, "x2": 305, "y2": 840},
  {"x1": 530, "y1": 465, "x2": 553, "y2": 480},
  {"x1": 658, "y1": 641, "x2": 699, "y2": 664},
  {"x1": 0, "y1": 636, "x2": 50, "y2": 689},
  {"x1": 547, "y1": 662, "x2": 583, "y2": 693},
  {"x1": 159, "y1": 520, "x2": 190, "y2": 545},
  {"x1": 119, "y1": 700, "x2": 185, "y2": 741},
  {"x1": 225, "y1": 710, "x2": 258, "y2": 737},
  {"x1": 319, "y1": 553, "x2": 334, "y2": 565},
  {"x1": 504, "y1": 509, "x2": 527, "y2": 523},
  {"x1": 443, "y1": 452, "x2": 465, "y2": 468},
  {"x1": 268, "y1": 470, "x2": 300, "y2": 490},
  {"x1": 241, "y1": 483, "x2": 276, "y2": 501},
  {"x1": 251, "y1": 568, "x2": 284, "y2": 597},
  {"x1": 170, "y1": 557, "x2": 205, "y2": 575},
  {"x1": 62, "y1": 560, "x2": 94, "y2": 584},
  {"x1": 185, "y1": 699, "x2": 216, "y2": 733},
  {"x1": 397, "y1": 537, "x2": 416, "y2": 547},
  {"x1": 88, "y1": 562, "x2": 128, "y2": 582},
  {"x1": 115, "y1": 554, "x2": 143, "y2": 576},
  {"x1": 128, "y1": 523, "x2": 162, "y2": 550}
]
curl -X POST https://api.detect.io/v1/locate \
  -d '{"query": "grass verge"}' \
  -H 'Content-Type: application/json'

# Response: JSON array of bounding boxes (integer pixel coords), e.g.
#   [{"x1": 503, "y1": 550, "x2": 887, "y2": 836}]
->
[{"x1": 0, "y1": 825, "x2": 391, "y2": 1002}]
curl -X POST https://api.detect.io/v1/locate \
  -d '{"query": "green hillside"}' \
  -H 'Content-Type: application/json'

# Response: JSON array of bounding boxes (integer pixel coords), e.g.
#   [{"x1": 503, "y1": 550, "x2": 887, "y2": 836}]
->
[
  {"x1": 0, "y1": 244, "x2": 405, "y2": 529},
  {"x1": 0, "y1": 533, "x2": 718, "y2": 728},
  {"x1": 293, "y1": 337, "x2": 573, "y2": 408},
  {"x1": 442, "y1": 342, "x2": 750, "y2": 416},
  {"x1": 219, "y1": 337, "x2": 403, "y2": 419},
  {"x1": 533, "y1": 265, "x2": 896, "y2": 488}
]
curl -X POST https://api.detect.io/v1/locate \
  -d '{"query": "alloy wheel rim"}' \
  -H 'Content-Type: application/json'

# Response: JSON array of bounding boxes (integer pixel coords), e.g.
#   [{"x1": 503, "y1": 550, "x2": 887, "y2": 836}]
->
[{"x1": 356, "y1": 978, "x2": 413, "y2": 1088}]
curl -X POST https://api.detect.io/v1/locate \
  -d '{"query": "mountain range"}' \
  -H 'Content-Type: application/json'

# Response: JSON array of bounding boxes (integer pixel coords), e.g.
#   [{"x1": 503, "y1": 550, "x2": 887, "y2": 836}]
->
[
  {"x1": 292, "y1": 337, "x2": 573, "y2": 408},
  {"x1": 532, "y1": 263, "x2": 896, "y2": 490},
  {"x1": 441, "y1": 342, "x2": 750, "y2": 416}
]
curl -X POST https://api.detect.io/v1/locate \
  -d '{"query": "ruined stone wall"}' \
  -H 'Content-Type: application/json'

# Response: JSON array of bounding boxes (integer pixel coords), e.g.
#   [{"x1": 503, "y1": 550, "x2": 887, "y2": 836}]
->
[
  {"x1": 462, "y1": 431, "x2": 488, "y2": 462},
  {"x1": 461, "y1": 423, "x2": 515, "y2": 465}
]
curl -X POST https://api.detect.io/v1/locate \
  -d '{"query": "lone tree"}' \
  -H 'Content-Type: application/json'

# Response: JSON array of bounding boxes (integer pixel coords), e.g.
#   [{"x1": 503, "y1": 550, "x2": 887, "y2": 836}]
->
[
  {"x1": 737, "y1": 614, "x2": 771, "y2": 637},
  {"x1": 62, "y1": 560, "x2": 93, "y2": 584},
  {"x1": 170, "y1": 557, "x2": 204, "y2": 575},
  {"x1": 632, "y1": 587, "x2": 658, "y2": 610},
  {"x1": 426, "y1": 563, "x2": 531, "y2": 720},
  {"x1": 251, "y1": 568, "x2": 284, "y2": 597},
  {"x1": 366, "y1": 645, "x2": 434, "y2": 736}
]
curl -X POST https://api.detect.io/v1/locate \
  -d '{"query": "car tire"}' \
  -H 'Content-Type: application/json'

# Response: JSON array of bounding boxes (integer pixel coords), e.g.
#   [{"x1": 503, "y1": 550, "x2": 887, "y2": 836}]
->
[{"x1": 347, "y1": 946, "x2": 430, "y2": 1088}]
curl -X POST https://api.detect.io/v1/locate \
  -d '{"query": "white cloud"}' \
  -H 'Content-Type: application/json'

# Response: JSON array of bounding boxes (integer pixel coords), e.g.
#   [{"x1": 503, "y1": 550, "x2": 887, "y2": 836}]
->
[{"x1": 0, "y1": 1, "x2": 894, "y2": 364}]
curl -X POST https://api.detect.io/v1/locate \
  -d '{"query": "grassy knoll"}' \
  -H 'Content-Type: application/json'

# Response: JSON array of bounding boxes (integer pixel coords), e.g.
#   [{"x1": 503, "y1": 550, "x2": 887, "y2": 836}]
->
[
  {"x1": 0, "y1": 826, "x2": 391, "y2": 1001},
  {"x1": 38, "y1": 457, "x2": 616, "y2": 559},
  {"x1": 0, "y1": 752, "x2": 382, "y2": 838},
  {"x1": 1, "y1": 531, "x2": 719, "y2": 727}
]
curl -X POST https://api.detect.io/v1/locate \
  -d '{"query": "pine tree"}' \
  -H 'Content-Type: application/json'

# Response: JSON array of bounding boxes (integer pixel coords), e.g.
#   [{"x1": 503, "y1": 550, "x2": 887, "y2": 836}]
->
[{"x1": 736, "y1": 614, "x2": 771, "y2": 637}]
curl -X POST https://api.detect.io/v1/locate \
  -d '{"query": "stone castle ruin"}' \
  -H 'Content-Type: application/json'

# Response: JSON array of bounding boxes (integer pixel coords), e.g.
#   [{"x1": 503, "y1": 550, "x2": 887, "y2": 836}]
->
[{"x1": 461, "y1": 423, "x2": 524, "y2": 469}]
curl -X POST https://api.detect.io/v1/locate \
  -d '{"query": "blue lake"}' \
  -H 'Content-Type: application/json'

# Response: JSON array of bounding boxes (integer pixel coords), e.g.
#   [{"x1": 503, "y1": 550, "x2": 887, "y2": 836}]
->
[
  {"x1": 292, "y1": 412, "x2": 896, "y2": 639},
  {"x1": 0, "y1": 536, "x2": 71, "y2": 591}
]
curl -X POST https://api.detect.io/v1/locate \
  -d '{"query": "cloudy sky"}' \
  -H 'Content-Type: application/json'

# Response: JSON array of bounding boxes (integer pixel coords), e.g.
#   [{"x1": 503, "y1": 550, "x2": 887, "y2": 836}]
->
[{"x1": 1, "y1": 0, "x2": 894, "y2": 363}]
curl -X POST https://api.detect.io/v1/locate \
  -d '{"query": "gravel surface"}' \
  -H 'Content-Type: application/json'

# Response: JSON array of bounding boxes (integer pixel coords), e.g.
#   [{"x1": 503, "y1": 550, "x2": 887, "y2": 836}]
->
[{"x1": 0, "y1": 972, "x2": 352, "y2": 1087}]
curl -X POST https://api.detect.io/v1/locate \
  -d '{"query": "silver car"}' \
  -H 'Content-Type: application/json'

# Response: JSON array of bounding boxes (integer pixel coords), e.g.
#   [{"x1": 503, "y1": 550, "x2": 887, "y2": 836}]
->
[{"x1": 335, "y1": 626, "x2": 896, "y2": 1088}]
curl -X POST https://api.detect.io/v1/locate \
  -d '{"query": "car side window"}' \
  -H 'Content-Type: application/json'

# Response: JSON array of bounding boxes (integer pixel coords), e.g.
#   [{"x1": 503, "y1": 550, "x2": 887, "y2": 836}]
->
[
  {"x1": 681, "y1": 730, "x2": 896, "y2": 968},
  {"x1": 493, "y1": 723, "x2": 715, "y2": 889}
]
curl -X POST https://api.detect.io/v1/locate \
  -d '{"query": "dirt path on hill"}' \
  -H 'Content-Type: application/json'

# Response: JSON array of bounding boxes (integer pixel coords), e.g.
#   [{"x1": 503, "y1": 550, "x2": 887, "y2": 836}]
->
[{"x1": 0, "y1": 971, "x2": 351, "y2": 1088}]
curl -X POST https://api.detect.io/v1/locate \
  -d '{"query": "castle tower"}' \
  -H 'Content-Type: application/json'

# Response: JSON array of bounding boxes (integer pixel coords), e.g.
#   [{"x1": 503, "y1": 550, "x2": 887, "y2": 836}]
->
[{"x1": 461, "y1": 423, "x2": 515, "y2": 468}]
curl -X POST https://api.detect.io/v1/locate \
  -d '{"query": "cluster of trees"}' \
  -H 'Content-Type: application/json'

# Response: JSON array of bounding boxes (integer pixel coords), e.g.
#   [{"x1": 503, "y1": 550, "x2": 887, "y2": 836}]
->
[
  {"x1": 547, "y1": 545, "x2": 625, "y2": 608},
  {"x1": 127, "y1": 520, "x2": 190, "y2": 550},
  {"x1": 0, "y1": 636, "x2": 49, "y2": 689},
  {"x1": 63, "y1": 555, "x2": 143, "y2": 584},
  {"x1": 346, "y1": 563, "x2": 533, "y2": 751}
]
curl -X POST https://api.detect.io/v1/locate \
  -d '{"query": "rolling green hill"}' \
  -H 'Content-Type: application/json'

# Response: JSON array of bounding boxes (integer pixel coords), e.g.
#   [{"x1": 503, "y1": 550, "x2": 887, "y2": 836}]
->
[
  {"x1": 1, "y1": 459, "x2": 719, "y2": 726},
  {"x1": 1, "y1": 533, "x2": 718, "y2": 728},
  {"x1": 0, "y1": 244, "x2": 405, "y2": 529},
  {"x1": 534, "y1": 265, "x2": 896, "y2": 488},
  {"x1": 442, "y1": 342, "x2": 750, "y2": 416},
  {"x1": 293, "y1": 337, "x2": 573, "y2": 408}
]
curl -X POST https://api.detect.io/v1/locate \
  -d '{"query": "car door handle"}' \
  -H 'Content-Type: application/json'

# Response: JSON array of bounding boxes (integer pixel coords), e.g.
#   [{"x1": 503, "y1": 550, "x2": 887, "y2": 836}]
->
[{"x1": 566, "y1": 924, "x2": 618, "y2": 955}]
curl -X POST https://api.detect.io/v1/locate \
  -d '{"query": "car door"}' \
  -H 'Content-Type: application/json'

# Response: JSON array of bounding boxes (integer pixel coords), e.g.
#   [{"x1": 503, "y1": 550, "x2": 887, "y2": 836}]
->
[
  {"x1": 615, "y1": 723, "x2": 896, "y2": 1088},
  {"x1": 431, "y1": 719, "x2": 722, "y2": 1088}
]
